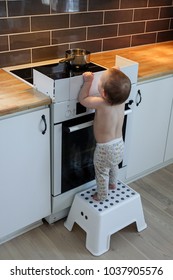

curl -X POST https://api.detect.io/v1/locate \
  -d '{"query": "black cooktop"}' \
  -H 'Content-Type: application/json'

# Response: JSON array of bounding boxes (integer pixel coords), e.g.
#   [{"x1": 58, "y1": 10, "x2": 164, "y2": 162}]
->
[
  {"x1": 34, "y1": 62, "x2": 106, "y2": 80},
  {"x1": 11, "y1": 62, "x2": 106, "y2": 84},
  {"x1": 11, "y1": 67, "x2": 33, "y2": 84}
]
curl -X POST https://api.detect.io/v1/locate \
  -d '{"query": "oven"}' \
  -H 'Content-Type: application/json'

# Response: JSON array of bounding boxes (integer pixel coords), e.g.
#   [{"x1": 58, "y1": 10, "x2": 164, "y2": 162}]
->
[{"x1": 47, "y1": 96, "x2": 134, "y2": 223}]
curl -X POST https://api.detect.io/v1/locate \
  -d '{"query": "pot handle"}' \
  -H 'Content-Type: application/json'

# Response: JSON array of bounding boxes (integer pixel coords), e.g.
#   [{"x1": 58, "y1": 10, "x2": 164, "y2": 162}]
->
[{"x1": 59, "y1": 57, "x2": 74, "y2": 63}]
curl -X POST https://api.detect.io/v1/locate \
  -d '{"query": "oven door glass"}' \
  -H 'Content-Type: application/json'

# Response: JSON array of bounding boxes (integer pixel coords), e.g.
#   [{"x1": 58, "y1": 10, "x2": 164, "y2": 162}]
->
[{"x1": 62, "y1": 113, "x2": 95, "y2": 193}]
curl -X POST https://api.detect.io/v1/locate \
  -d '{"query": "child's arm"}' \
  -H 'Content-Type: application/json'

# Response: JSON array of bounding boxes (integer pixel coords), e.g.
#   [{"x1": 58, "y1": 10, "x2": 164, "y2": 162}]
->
[
  {"x1": 78, "y1": 72, "x2": 93, "y2": 103},
  {"x1": 78, "y1": 72, "x2": 104, "y2": 109}
]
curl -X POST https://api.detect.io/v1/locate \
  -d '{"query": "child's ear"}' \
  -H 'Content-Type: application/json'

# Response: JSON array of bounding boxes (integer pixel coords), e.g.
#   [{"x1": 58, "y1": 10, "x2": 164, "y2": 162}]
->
[{"x1": 102, "y1": 90, "x2": 107, "y2": 99}]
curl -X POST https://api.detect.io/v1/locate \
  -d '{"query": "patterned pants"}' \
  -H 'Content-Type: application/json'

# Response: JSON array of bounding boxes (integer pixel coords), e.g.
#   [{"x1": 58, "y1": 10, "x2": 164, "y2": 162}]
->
[{"x1": 93, "y1": 138, "x2": 124, "y2": 200}]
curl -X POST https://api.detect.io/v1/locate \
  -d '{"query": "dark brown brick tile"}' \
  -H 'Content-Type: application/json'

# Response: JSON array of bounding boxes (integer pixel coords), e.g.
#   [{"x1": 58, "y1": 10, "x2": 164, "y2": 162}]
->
[
  {"x1": 52, "y1": 28, "x2": 86, "y2": 44},
  {"x1": 120, "y1": 0, "x2": 147, "y2": 9},
  {"x1": 88, "y1": 25, "x2": 118, "y2": 40},
  {"x1": 0, "y1": 36, "x2": 8, "y2": 52},
  {"x1": 171, "y1": 19, "x2": 173, "y2": 29},
  {"x1": 149, "y1": 0, "x2": 172, "y2": 7},
  {"x1": 51, "y1": 0, "x2": 87, "y2": 13},
  {"x1": 134, "y1": 8, "x2": 159, "y2": 21},
  {"x1": 105, "y1": 10, "x2": 133, "y2": 24},
  {"x1": 146, "y1": 19, "x2": 170, "y2": 32},
  {"x1": 103, "y1": 36, "x2": 131, "y2": 51},
  {"x1": 70, "y1": 40, "x2": 102, "y2": 53},
  {"x1": 132, "y1": 33, "x2": 156, "y2": 46},
  {"x1": 89, "y1": 0, "x2": 119, "y2": 10},
  {"x1": 119, "y1": 22, "x2": 145, "y2": 36},
  {"x1": 10, "y1": 32, "x2": 50, "y2": 50},
  {"x1": 32, "y1": 44, "x2": 69, "y2": 63},
  {"x1": 0, "y1": 50, "x2": 31, "y2": 67},
  {"x1": 8, "y1": 0, "x2": 50, "y2": 16},
  {"x1": 0, "y1": 1, "x2": 6, "y2": 17},
  {"x1": 70, "y1": 12, "x2": 103, "y2": 27},
  {"x1": 160, "y1": 7, "x2": 173, "y2": 19},
  {"x1": 31, "y1": 14, "x2": 69, "y2": 31},
  {"x1": 157, "y1": 30, "x2": 173, "y2": 42},
  {"x1": 0, "y1": 18, "x2": 30, "y2": 35}
]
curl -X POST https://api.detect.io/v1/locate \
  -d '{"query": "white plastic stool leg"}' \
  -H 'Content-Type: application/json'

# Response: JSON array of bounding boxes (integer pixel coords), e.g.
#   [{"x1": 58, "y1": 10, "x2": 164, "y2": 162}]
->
[
  {"x1": 86, "y1": 228, "x2": 110, "y2": 256},
  {"x1": 64, "y1": 198, "x2": 78, "y2": 231},
  {"x1": 133, "y1": 196, "x2": 147, "y2": 232}
]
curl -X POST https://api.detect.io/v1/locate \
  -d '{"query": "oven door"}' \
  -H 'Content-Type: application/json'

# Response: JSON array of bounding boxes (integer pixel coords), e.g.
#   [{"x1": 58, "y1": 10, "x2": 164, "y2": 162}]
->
[
  {"x1": 61, "y1": 113, "x2": 95, "y2": 194},
  {"x1": 53, "y1": 113, "x2": 95, "y2": 196}
]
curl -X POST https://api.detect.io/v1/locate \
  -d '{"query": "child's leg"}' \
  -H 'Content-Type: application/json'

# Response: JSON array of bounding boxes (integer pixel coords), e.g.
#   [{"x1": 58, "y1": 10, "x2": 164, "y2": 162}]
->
[
  {"x1": 108, "y1": 139, "x2": 124, "y2": 189},
  {"x1": 93, "y1": 164, "x2": 109, "y2": 201},
  {"x1": 109, "y1": 165, "x2": 119, "y2": 189},
  {"x1": 93, "y1": 146, "x2": 109, "y2": 201}
]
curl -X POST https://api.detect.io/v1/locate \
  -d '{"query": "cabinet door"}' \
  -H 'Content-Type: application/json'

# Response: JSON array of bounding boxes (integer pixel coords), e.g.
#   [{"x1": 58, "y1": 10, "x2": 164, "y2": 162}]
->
[
  {"x1": 126, "y1": 76, "x2": 173, "y2": 179},
  {"x1": 0, "y1": 108, "x2": 51, "y2": 240}
]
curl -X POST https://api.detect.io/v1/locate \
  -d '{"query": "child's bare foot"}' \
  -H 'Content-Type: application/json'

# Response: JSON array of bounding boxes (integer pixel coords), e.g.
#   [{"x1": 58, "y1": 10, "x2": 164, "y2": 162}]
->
[
  {"x1": 109, "y1": 183, "x2": 116, "y2": 190},
  {"x1": 92, "y1": 192, "x2": 107, "y2": 201},
  {"x1": 92, "y1": 192, "x2": 100, "y2": 201}
]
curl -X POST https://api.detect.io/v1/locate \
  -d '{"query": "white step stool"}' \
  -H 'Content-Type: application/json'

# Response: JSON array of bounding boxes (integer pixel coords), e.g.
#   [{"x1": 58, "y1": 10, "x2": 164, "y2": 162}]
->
[{"x1": 64, "y1": 181, "x2": 147, "y2": 256}]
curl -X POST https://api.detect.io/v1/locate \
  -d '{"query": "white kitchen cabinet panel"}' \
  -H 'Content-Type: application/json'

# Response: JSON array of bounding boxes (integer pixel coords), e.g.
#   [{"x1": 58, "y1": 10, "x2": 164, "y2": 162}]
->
[
  {"x1": 127, "y1": 76, "x2": 173, "y2": 179},
  {"x1": 164, "y1": 97, "x2": 173, "y2": 161},
  {"x1": 0, "y1": 108, "x2": 51, "y2": 241}
]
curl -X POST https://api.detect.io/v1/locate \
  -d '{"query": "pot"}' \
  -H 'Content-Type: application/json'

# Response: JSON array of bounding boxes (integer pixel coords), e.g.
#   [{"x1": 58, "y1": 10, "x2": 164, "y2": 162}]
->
[{"x1": 59, "y1": 48, "x2": 91, "y2": 68}]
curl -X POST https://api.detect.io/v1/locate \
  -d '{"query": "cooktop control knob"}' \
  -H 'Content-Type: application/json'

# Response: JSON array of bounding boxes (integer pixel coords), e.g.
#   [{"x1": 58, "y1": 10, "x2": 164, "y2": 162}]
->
[{"x1": 65, "y1": 110, "x2": 72, "y2": 118}]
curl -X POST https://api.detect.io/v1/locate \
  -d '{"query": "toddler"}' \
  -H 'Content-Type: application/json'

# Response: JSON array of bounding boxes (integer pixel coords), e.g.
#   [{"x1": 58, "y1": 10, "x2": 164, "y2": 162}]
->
[{"x1": 78, "y1": 68, "x2": 131, "y2": 201}]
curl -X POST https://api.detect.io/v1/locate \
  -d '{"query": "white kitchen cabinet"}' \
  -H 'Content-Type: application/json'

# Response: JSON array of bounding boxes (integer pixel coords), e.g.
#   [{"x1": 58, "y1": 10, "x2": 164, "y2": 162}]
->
[
  {"x1": 0, "y1": 107, "x2": 51, "y2": 241},
  {"x1": 126, "y1": 76, "x2": 173, "y2": 180}
]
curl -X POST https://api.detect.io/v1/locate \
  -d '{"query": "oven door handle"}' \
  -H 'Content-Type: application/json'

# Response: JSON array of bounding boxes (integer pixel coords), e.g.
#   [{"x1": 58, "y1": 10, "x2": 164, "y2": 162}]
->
[
  {"x1": 65, "y1": 120, "x2": 93, "y2": 133},
  {"x1": 64, "y1": 108, "x2": 131, "y2": 133}
]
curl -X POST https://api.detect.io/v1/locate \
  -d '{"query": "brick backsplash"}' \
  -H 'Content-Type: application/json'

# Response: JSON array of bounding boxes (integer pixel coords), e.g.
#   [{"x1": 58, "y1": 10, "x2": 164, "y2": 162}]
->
[{"x1": 0, "y1": 0, "x2": 173, "y2": 67}]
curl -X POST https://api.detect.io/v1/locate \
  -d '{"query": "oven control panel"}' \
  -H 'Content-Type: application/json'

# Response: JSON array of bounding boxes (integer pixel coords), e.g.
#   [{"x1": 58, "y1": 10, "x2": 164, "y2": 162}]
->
[{"x1": 53, "y1": 100, "x2": 94, "y2": 123}]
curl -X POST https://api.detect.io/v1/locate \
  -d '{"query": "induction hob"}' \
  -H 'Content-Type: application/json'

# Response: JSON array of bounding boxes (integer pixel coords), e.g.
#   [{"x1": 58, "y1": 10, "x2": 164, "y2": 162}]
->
[{"x1": 10, "y1": 62, "x2": 106, "y2": 85}]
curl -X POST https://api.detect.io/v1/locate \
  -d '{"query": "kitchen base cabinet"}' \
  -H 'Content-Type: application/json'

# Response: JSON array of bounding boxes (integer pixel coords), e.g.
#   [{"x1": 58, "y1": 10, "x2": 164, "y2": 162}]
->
[
  {"x1": 126, "y1": 76, "x2": 173, "y2": 180},
  {"x1": 0, "y1": 107, "x2": 51, "y2": 243}
]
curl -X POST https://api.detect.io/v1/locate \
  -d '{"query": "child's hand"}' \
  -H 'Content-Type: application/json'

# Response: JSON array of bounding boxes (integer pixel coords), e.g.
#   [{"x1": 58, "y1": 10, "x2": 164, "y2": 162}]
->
[{"x1": 83, "y1": 72, "x2": 94, "y2": 82}]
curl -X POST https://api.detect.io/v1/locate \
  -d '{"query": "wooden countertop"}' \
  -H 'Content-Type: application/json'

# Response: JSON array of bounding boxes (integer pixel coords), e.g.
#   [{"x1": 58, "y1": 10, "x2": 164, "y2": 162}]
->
[
  {"x1": 0, "y1": 69, "x2": 51, "y2": 117},
  {"x1": 1, "y1": 41, "x2": 173, "y2": 117},
  {"x1": 91, "y1": 41, "x2": 173, "y2": 81}
]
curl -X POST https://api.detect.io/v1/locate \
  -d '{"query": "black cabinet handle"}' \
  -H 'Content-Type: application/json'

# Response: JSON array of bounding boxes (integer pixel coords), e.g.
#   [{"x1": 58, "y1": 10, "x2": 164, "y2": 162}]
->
[
  {"x1": 128, "y1": 99, "x2": 134, "y2": 106},
  {"x1": 41, "y1": 114, "x2": 47, "y2": 135},
  {"x1": 124, "y1": 100, "x2": 134, "y2": 111},
  {"x1": 136, "y1": 90, "x2": 142, "y2": 106}
]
